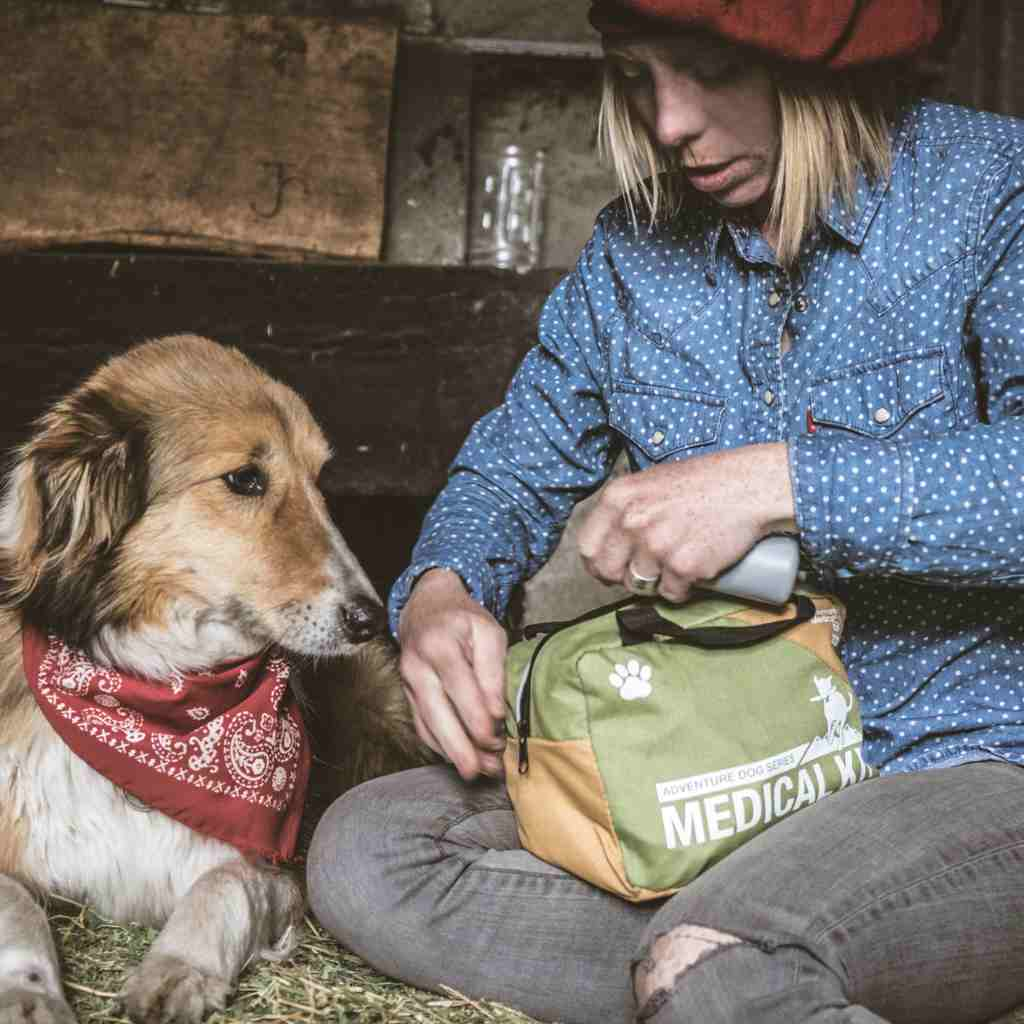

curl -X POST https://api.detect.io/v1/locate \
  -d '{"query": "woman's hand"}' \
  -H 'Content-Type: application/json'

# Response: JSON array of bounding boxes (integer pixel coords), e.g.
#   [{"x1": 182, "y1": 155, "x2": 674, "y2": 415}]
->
[
  {"x1": 578, "y1": 442, "x2": 796, "y2": 601},
  {"x1": 397, "y1": 568, "x2": 508, "y2": 780}
]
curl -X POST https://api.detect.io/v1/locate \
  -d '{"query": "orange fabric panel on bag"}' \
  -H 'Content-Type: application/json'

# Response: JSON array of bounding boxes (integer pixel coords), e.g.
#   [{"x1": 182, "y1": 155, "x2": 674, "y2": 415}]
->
[{"x1": 504, "y1": 738, "x2": 665, "y2": 901}]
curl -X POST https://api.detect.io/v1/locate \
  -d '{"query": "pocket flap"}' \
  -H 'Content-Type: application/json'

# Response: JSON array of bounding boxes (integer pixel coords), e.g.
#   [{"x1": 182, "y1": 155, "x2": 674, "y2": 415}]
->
[
  {"x1": 609, "y1": 387, "x2": 725, "y2": 460},
  {"x1": 809, "y1": 350, "x2": 945, "y2": 439}
]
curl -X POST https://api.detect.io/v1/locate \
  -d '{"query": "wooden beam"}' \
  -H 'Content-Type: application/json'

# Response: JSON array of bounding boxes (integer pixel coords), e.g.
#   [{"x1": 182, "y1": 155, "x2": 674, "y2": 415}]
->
[{"x1": 0, "y1": 253, "x2": 564, "y2": 496}]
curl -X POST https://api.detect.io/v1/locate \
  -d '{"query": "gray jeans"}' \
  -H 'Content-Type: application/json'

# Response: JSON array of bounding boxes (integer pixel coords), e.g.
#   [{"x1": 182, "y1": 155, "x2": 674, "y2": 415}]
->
[{"x1": 306, "y1": 762, "x2": 1024, "y2": 1024}]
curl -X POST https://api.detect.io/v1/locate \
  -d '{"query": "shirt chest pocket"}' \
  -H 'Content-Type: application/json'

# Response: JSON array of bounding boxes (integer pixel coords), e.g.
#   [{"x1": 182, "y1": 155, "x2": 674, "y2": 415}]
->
[
  {"x1": 609, "y1": 385, "x2": 725, "y2": 467},
  {"x1": 808, "y1": 348, "x2": 949, "y2": 440}
]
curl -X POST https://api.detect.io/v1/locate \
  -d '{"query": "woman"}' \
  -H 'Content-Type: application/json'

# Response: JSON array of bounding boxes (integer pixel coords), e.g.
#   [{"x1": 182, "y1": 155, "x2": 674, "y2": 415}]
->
[{"x1": 309, "y1": 2, "x2": 1024, "y2": 1021}]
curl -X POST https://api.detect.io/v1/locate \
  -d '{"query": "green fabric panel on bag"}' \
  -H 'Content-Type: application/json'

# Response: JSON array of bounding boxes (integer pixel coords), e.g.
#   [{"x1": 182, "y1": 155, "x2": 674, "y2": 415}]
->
[
  {"x1": 578, "y1": 637, "x2": 869, "y2": 891},
  {"x1": 506, "y1": 596, "x2": 753, "y2": 743},
  {"x1": 505, "y1": 593, "x2": 875, "y2": 899}
]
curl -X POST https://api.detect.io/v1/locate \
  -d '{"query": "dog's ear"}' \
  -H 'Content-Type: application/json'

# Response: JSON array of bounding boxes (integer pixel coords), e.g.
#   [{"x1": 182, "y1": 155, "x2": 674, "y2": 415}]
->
[{"x1": 0, "y1": 387, "x2": 148, "y2": 625}]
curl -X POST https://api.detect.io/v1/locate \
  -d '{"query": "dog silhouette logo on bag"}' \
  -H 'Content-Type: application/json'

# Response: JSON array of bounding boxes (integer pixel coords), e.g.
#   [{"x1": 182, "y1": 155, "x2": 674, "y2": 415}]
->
[
  {"x1": 810, "y1": 673, "x2": 854, "y2": 744},
  {"x1": 655, "y1": 673, "x2": 875, "y2": 851}
]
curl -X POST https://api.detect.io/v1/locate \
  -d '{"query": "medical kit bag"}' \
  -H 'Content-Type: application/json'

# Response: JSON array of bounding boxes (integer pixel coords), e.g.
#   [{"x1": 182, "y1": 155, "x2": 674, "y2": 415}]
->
[{"x1": 503, "y1": 590, "x2": 874, "y2": 901}]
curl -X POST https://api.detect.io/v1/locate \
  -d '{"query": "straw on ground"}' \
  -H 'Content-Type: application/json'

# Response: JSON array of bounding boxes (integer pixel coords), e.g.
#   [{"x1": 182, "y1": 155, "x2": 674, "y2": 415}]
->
[
  {"x1": 47, "y1": 898, "x2": 1024, "y2": 1024},
  {"x1": 49, "y1": 898, "x2": 542, "y2": 1024}
]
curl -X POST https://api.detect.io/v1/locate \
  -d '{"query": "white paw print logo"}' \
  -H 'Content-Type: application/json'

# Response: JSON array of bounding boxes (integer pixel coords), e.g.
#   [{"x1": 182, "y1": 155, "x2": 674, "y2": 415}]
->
[{"x1": 608, "y1": 659, "x2": 654, "y2": 701}]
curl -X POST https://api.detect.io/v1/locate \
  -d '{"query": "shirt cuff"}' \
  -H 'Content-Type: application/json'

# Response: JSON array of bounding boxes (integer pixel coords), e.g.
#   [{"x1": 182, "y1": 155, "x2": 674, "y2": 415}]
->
[
  {"x1": 386, "y1": 556, "x2": 498, "y2": 639},
  {"x1": 789, "y1": 433, "x2": 914, "y2": 575}
]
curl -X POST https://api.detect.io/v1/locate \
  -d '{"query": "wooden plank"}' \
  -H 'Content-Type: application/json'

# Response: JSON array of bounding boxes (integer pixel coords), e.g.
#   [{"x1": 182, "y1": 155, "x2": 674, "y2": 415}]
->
[
  {"x1": 383, "y1": 38, "x2": 472, "y2": 265},
  {"x1": 995, "y1": 0, "x2": 1024, "y2": 118},
  {"x1": 0, "y1": 4, "x2": 397, "y2": 259},
  {"x1": 934, "y1": 0, "x2": 1022, "y2": 118},
  {"x1": 0, "y1": 253, "x2": 564, "y2": 497},
  {"x1": 932, "y1": 3, "x2": 988, "y2": 112},
  {"x1": 433, "y1": 0, "x2": 595, "y2": 46}
]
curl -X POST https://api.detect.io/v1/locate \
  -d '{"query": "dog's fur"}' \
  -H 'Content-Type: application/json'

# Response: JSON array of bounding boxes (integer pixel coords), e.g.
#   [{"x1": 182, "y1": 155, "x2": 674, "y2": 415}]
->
[{"x1": 0, "y1": 336, "x2": 428, "y2": 1024}]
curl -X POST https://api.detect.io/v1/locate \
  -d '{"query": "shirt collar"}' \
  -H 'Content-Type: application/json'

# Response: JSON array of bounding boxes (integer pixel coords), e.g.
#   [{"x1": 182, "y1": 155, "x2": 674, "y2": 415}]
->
[
  {"x1": 702, "y1": 219, "x2": 780, "y2": 279},
  {"x1": 821, "y1": 103, "x2": 917, "y2": 246},
  {"x1": 701, "y1": 102, "x2": 918, "y2": 272},
  {"x1": 702, "y1": 222, "x2": 725, "y2": 284}
]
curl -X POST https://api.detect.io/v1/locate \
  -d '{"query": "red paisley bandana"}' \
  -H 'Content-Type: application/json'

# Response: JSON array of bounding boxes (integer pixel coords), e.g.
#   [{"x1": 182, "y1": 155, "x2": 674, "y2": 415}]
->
[{"x1": 22, "y1": 626, "x2": 310, "y2": 863}]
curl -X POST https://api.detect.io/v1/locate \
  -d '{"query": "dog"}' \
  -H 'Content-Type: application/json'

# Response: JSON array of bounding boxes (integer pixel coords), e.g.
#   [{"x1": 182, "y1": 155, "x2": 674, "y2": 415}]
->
[{"x1": 0, "y1": 335, "x2": 429, "y2": 1024}]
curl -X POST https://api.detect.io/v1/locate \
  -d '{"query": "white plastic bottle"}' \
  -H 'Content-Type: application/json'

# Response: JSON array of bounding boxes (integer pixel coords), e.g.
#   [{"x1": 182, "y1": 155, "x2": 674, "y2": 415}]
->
[{"x1": 701, "y1": 535, "x2": 800, "y2": 606}]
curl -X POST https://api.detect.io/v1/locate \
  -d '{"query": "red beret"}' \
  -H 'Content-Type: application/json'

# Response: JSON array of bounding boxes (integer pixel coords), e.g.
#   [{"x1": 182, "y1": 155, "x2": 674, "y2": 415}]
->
[{"x1": 589, "y1": 0, "x2": 945, "y2": 68}]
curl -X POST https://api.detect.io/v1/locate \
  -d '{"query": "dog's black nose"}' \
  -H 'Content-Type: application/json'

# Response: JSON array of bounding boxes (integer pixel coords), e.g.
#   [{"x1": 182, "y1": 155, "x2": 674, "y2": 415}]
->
[{"x1": 342, "y1": 598, "x2": 388, "y2": 643}]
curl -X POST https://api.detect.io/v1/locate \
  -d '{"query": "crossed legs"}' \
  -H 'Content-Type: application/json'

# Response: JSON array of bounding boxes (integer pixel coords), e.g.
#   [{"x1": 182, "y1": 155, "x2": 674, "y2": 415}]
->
[{"x1": 309, "y1": 762, "x2": 1024, "y2": 1024}]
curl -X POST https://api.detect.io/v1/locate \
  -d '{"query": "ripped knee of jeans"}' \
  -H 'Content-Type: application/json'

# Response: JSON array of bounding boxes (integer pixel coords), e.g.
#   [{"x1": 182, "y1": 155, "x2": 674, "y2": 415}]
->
[{"x1": 633, "y1": 924, "x2": 743, "y2": 1020}]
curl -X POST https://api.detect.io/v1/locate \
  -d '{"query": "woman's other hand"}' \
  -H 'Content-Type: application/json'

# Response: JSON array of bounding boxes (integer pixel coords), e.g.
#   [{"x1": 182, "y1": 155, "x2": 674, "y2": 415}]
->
[
  {"x1": 397, "y1": 568, "x2": 508, "y2": 780},
  {"x1": 578, "y1": 442, "x2": 796, "y2": 602}
]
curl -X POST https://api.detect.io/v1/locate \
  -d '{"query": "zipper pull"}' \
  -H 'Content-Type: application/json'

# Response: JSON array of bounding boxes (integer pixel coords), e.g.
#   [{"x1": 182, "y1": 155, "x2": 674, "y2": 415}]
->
[
  {"x1": 517, "y1": 719, "x2": 530, "y2": 773},
  {"x1": 806, "y1": 407, "x2": 817, "y2": 434}
]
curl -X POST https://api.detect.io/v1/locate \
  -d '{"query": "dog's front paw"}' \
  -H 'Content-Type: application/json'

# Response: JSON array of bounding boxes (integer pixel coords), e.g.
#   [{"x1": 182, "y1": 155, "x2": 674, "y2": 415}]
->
[
  {"x1": 120, "y1": 956, "x2": 231, "y2": 1024},
  {"x1": 0, "y1": 988, "x2": 77, "y2": 1024}
]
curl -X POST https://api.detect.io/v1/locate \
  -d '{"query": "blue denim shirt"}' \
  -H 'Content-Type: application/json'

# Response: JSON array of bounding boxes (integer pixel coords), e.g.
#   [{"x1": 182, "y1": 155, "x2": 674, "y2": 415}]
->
[{"x1": 390, "y1": 100, "x2": 1024, "y2": 775}]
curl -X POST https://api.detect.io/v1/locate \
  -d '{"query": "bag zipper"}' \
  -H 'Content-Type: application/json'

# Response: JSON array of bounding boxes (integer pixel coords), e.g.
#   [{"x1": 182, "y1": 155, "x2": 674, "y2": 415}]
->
[
  {"x1": 516, "y1": 598, "x2": 643, "y2": 770},
  {"x1": 515, "y1": 595, "x2": 641, "y2": 774},
  {"x1": 516, "y1": 632, "x2": 555, "y2": 774},
  {"x1": 514, "y1": 594, "x2": 814, "y2": 775}
]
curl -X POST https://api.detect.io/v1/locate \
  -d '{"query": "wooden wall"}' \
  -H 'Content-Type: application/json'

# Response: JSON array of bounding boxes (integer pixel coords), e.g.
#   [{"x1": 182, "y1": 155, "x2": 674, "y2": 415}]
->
[
  {"x1": 0, "y1": 254, "x2": 561, "y2": 498},
  {"x1": 4, "y1": 1, "x2": 1024, "y2": 593},
  {"x1": 941, "y1": 2, "x2": 1023, "y2": 118}
]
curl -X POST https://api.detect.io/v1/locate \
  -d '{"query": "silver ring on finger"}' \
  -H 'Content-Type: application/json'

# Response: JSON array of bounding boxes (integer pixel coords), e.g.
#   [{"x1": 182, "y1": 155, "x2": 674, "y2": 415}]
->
[{"x1": 627, "y1": 565, "x2": 661, "y2": 596}]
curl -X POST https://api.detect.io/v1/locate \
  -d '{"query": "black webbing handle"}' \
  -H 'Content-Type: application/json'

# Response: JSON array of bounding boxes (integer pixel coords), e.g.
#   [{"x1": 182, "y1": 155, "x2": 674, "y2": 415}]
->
[
  {"x1": 515, "y1": 594, "x2": 817, "y2": 774},
  {"x1": 522, "y1": 594, "x2": 640, "y2": 641},
  {"x1": 616, "y1": 594, "x2": 816, "y2": 648}
]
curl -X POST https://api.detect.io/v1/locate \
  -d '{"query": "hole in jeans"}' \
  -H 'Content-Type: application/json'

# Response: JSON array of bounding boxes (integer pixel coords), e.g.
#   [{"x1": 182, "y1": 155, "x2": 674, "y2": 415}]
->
[{"x1": 634, "y1": 924, "x2": 742, "y2": 1020}]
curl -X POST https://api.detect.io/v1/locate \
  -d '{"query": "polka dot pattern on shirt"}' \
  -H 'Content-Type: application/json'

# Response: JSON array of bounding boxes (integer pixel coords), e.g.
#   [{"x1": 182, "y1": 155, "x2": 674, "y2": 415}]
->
[{"x1": 391, "y1": 100, "x2": 1024, "y2": 776}]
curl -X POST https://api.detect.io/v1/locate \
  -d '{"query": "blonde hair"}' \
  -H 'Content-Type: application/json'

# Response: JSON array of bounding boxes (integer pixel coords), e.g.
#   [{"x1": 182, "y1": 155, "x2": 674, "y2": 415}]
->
[{"x1": 597, "y1": 65, "x2": 895, "y2": 267}]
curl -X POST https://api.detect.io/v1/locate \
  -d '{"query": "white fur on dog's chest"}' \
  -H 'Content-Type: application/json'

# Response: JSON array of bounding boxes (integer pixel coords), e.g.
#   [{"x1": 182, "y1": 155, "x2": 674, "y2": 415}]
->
[{"x1": 13, "y1": 712, "x2": 240, "y2": 926}]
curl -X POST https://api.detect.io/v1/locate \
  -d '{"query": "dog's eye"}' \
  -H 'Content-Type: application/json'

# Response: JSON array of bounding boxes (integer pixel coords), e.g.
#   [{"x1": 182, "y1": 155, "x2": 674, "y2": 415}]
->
[
  {"x1": 222, "y1": 464, "x2": 267, "y2": 497},
  {"x1": 316, "y1": 457, "x2": 337, "y2": 492}
]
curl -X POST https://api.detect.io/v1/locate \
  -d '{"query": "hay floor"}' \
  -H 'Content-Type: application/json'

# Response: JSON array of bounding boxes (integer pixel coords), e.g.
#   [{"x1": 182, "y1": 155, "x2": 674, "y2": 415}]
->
[
  {"x1": 50, "y1": 899, "x2": 541, "y2": 1024},
  {"x1": 50, "y1": 897, "x2": 1024, "y2": 1024}
]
